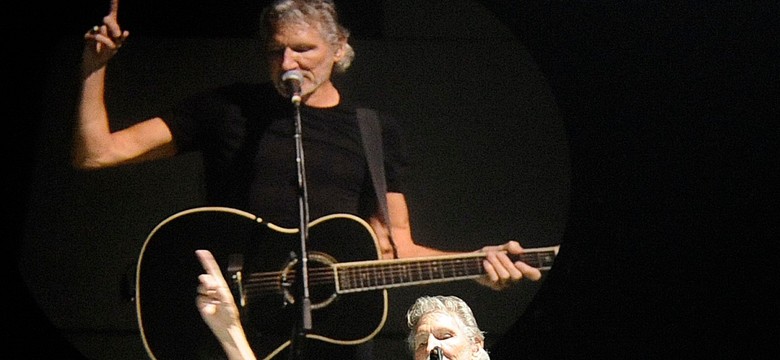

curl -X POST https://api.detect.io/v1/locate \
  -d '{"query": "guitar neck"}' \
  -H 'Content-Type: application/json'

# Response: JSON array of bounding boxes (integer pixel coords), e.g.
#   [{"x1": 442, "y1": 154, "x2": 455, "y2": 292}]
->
[{"x1": 333, "y1": 245, "x2": 559, "y2": 293}]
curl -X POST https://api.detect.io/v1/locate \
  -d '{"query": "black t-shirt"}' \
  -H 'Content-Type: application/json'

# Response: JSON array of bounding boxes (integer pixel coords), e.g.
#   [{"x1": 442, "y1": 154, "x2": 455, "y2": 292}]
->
[{"x1": 161, "y1": 81, "x2": 408, "y2": 227}]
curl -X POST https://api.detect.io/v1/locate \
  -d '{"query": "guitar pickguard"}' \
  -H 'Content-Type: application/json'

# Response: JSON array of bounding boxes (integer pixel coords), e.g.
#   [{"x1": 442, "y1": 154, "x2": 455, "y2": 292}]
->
[{"x1": 136, "y1": 207, "x2": 388, "y2": 360}]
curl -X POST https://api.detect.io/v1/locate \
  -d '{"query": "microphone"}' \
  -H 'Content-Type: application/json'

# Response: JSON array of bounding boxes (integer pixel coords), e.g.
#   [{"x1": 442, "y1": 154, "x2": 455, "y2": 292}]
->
[
  {"x1": 281, "y1": 70, "x2": 303, "y2": 106},
  {"x1": 429, "y1": 346, "x2": 442, "y2": 360}
]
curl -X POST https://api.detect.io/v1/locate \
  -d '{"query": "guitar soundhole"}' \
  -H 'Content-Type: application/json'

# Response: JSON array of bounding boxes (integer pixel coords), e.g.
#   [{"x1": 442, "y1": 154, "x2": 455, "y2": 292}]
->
[{"x1": 281, "y1": 252, "x2": 338, "y2": 310}]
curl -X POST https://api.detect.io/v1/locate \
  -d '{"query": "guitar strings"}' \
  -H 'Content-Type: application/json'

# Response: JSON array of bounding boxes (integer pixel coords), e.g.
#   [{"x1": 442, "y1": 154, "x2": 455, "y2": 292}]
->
[
  {"x1": 240, "y1": 258, "x2": 487, "y2": 295},
  {"x1": 238, "y1": 251, "x2": 553, "y2": 296}
]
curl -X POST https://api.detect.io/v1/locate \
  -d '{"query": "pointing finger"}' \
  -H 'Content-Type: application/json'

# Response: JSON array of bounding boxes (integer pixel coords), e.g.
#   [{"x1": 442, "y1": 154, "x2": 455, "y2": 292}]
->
[
  {"x1": 195, "y1": 249, "x2": 228, "y2": 287},
  {"x1": 109, "y1": 0, "x2": 120, "y2": 20}
]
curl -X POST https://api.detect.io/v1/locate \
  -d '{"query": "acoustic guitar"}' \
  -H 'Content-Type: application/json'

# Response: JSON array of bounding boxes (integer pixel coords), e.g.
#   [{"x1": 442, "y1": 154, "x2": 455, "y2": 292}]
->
[{"x1": 135, "y1": 206, "x2": 559, "y2": 359}]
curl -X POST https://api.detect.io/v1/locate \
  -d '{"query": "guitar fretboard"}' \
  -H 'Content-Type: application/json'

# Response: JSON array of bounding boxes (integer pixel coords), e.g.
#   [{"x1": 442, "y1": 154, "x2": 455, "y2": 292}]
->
[{"x1": 334, "y1": 247, "x2": 558, "y2": 293}]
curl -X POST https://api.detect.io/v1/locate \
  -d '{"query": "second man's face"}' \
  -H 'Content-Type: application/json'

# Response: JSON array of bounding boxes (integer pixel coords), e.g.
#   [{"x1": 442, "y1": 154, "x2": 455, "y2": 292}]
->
[{"x1": 413, "y1": 313, "x2": 482, "y2": 360}]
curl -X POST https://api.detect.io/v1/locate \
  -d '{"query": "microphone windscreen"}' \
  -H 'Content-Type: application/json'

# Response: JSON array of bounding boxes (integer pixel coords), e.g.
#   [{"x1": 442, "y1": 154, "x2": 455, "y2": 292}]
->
[
  {"x1": 282, "y1": 70, "x2": 303, "y2": 84},
  {"x1": 281, "y1": 70, "x2": 303, "y2": 105}
]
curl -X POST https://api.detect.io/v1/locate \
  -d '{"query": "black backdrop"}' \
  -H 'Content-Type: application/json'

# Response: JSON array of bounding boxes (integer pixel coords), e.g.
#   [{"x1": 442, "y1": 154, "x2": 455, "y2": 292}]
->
[{"x1": 9, "y1": 1, "x2": 777, "y2": 359}]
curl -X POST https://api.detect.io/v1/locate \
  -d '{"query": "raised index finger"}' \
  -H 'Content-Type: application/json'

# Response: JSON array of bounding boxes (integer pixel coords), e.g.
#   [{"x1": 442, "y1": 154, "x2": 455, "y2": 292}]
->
[
  {"x1": 108, "y1": 0, "x2": 120, "y2": 20},
  {"x1": 195, "y1": 249, "x2": 228, "y2": 285}
]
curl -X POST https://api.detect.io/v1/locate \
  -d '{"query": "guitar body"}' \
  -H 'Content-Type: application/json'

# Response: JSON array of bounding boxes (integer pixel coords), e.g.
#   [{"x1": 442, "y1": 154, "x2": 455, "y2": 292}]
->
[{"x1": 136, "y1": 207, "x2": 388, "y2": 360}]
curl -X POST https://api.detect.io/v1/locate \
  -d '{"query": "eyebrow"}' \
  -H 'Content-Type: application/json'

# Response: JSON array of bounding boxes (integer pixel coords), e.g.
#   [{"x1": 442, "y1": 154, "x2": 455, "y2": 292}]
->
[{"x1": 414, "y1": 327, "x2": 458, "y2": 342}]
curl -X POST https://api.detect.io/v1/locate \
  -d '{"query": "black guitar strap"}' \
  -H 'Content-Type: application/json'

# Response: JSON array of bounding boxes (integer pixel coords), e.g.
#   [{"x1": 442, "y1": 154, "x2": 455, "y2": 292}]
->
[{"x1": 357, "y1": 107, "x2": 399, "y2": 259}]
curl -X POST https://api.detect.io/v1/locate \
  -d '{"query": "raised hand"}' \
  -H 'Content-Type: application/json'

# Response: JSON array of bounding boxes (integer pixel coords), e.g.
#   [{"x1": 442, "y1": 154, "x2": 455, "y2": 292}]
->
[
  {"x1": 195, "y1": 250, "x2": 257, "y2": 360},
  {"x1": 195, "y1": 249, "x2": 242, "y2": 338},
  {"x1": 82, "y1": 0, "x2": 129, "y2": 73}
]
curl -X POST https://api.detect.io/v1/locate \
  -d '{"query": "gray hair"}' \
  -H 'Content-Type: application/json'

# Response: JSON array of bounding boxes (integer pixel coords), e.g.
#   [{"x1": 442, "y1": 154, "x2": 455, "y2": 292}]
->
[
  {"x1": 259, "y1": 0, "x2": 355, "y2": 73},
  {"x1": 406, "y1": 295, "x2": 490, "y2": 360}
]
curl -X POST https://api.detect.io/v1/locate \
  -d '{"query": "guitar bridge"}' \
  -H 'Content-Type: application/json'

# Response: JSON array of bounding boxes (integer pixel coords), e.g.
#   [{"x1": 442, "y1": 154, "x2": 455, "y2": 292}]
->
[
  {"x1": 279, "y1": 251, "x2": 297, "y2": 307},
  {"x1": 227, "y1": 253, "x2": 246, "y2": 307}
]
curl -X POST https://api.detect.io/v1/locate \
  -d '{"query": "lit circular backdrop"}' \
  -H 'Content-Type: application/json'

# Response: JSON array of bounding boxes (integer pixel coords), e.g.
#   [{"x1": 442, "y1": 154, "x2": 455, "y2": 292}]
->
[{"x1": 19, "y1": 1, "x2": 568, "y2": 358}]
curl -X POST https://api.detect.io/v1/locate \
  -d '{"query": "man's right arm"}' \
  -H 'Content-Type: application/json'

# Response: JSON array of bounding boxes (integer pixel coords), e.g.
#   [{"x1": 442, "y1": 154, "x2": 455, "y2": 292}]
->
[{"x1": 74, "y1": 1, "x2": 177, "y2": 170}]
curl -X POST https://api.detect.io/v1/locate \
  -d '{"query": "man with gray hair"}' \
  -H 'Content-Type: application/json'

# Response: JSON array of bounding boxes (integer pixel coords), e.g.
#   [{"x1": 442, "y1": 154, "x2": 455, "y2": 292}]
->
[{"x1": 406, "y1": 295, "x2": 491, "y2": 360}]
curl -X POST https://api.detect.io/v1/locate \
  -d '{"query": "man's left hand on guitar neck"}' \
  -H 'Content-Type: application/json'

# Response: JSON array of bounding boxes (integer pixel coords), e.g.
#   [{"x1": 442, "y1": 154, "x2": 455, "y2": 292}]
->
[{"x1": 476, "y1": 240, "x2": 543, "y2": 290}]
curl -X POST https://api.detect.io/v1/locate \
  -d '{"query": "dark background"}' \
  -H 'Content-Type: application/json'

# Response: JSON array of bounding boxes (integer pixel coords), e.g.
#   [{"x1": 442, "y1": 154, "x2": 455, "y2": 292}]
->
[{"x1": 9, "y1": 0, "x2": 777, "y2": 359}]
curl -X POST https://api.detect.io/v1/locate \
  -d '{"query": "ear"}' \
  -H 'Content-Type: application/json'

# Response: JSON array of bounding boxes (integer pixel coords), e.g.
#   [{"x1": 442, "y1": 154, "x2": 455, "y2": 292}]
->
[{"x1": 333, "y1": 42, "x2": 345, "y2": 60}]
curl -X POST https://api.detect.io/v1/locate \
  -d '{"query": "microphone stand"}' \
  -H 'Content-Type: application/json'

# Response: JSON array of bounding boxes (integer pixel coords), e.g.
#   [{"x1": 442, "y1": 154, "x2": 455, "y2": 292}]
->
[
  {"x1": 429, "y1": 346, "x2": 442, "y2": 360},
  {"x1": 289, "y1": 94, "x2": 312, "y2": 360}
]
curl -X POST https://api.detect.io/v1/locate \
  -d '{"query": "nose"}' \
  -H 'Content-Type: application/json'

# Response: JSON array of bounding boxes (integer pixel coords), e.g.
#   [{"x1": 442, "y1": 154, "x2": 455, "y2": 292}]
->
[
  {"x1": 425, "y1": 334, "x2": 441, "y2": 353},
  {"x1": 281, "y1": 47, "x2": 299, "y2": 71}
]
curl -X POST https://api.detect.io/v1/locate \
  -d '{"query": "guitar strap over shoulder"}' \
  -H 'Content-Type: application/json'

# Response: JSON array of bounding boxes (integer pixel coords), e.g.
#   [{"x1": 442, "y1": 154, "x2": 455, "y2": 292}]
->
[{"x1": 357, "y1": 107, "x2": 399, "y2": 259}]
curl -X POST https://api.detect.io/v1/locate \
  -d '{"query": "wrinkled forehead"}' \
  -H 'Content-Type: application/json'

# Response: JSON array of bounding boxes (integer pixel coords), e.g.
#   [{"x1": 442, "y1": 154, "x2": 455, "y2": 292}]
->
[
  {"x1": 267, "y1": 17, "x2": 327, "y2": 41},
  {"x1": 414, "y1": 312, "x2": 462, "y2": 337},
  {"x1": 274, "y1": 13, "x2": 318, "y2": 28},
  {"x1": 265, "y1": 22, "x2": 329, "y2": 50},
  {"x1": 275, "y1": 19, "x2": 321, "y2": 35}
]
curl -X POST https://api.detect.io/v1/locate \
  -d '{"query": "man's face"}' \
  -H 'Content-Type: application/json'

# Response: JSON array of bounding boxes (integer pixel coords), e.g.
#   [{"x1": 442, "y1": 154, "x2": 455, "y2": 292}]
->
[
  {"x1": 413, "y1": 313, "x2": 481, "y2": 360},
  {"x1": 266, "y1": 21, "x2": 343, "y2": 104}
]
